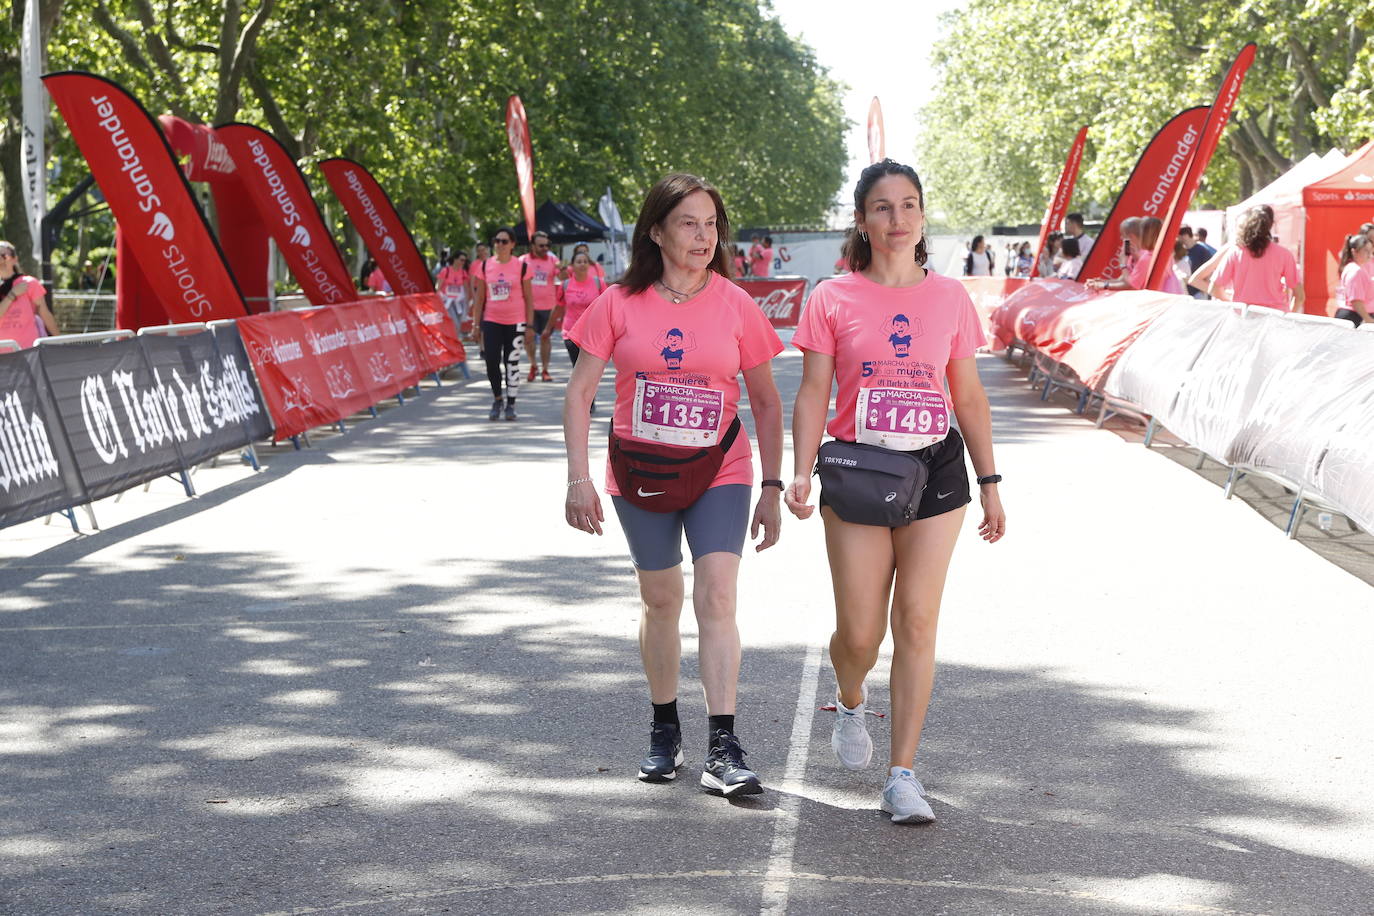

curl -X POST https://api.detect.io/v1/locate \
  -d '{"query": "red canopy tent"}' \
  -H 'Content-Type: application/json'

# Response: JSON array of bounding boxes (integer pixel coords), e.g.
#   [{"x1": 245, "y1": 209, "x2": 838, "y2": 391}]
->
[{"x1": 1300, "y1": 140, "x2": 1374, "y2": 315}]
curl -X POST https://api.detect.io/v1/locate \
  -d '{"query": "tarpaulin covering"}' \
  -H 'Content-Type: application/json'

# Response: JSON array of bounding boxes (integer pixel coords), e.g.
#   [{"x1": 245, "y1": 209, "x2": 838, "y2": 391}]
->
[
  {"x1": 1103, "y1": 299, "x2": 1232, "y2": 419},
  {"x1": 958, "y1": 277, "x2": 1027, "y2": 338}
]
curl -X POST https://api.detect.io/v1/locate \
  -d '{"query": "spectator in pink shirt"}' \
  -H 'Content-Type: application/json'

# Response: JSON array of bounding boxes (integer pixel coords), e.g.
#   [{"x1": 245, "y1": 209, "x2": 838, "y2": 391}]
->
[
  {"x1": 1190, "y1": 205, "x2": 1303, "y2": 311},
  {"x1": 1335, "y1": 234, "x2": 1373, "y2": 326},
  {"x1": 0, "y1": 241, "x2": 60, "y2": 347}
]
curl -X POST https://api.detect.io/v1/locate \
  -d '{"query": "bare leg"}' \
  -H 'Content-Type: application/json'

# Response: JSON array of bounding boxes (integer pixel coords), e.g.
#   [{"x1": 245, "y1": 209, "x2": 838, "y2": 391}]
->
[
  {"x1": 821, "y1": 507, "x2": 895, "y2": 709},
  {"x1": 636, "y1": 566, "x2": 685, "y2": 704},
  {"x1": 691, "y1": 552, "x2": 741, "y2": 715},
  {"x1": 887, "y1": 506, "x2": 966, "y2": 768},
  {"x1": 540, "y1": 334, "x2": 553, "y2": 374}
]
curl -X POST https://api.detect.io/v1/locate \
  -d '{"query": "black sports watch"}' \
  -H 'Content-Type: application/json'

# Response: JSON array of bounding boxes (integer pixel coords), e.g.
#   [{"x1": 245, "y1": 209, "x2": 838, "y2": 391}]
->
[
  {"x1": 977, "y1": 474, "x2": 1003, "y2": 486},
  {"x1": 761, "y1": 479, "x2": 785, "y2": 490}
]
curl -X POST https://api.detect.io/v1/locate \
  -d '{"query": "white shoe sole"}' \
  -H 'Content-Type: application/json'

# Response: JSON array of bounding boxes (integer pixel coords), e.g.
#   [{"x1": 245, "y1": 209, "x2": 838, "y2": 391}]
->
[
  {"x1": 638, "y1": 749, "x2": 684, "y2": 782},
  {"x1": 880, "y1": 799, "x2": 935, "y2": 824},
  {"x1": 700, "y1": 770, "x2": 764, "y2": 797}
]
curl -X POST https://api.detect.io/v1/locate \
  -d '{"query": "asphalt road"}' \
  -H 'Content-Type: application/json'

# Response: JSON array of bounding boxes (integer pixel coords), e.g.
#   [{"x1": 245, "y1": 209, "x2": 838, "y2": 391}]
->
[{"x1": 2, "y1": 343, "x2": 1372, "y2": 916}]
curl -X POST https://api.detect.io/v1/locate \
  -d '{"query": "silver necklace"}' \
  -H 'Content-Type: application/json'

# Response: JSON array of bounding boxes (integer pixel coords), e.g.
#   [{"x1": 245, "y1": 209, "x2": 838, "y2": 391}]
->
[{"x1": 658, "y1": 274, "x2": 709, "y2": 304}]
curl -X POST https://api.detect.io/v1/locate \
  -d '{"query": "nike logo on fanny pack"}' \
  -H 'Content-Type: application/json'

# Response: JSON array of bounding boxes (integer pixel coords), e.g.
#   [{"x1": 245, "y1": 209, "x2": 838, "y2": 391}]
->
[{"x1": 637, "y1": 487, "x2": 667, "y2": 497}]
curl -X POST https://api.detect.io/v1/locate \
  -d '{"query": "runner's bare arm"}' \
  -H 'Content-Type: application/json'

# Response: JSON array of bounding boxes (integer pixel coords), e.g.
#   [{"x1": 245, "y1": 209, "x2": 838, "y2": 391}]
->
[
  {"x1": 947, "y1": 356, "x2": 1004, "y2": 542},
  {"x1": 785, "y1": 349, "x2": 834, "y2": 520},
  {"x1": 564, "y1": 352, "x2": 608, "y2": 535},
  {"x1": 743, "y1": 360, "x2": 784, "y2": 551}
]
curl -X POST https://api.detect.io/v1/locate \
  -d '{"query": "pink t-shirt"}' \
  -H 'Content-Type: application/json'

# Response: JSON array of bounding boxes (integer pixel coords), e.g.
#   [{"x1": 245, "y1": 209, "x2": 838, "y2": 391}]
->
[
  {"x1": 567, "y1": 271, "x2": 783, "y2": 495},
  {"x1": 0, "y1": 275, "x2": 46, "y2": 348},
  {"x1": 1127, "y1": 250, "x2": 1184, "y2": 295},
  {"x1": 436, "y1": 265, "x2": 468, "y2": 297},
  {"x1": 1341, "y1": 261, "x2": 1373, "y2": 308},
  {"x1": 561, "y1": 273, "x2": 603, "y2": 335},
  {"x1": 476, "y1": 256, "x2": 528, "y2": 324},
  {"x1": 1363, "y1": 257, "x2": 1374, "y2": 283},
  {"x1": 521, "y1": 253, "x2": 560, "y2": 311},
  {"x1": 1212, "y1": 242, "x2": 1300, "y2": 310},
  {"x1": 366, "y1": 269, "x2": 391, "y2": 295},
  {"x1": 792, "y1": 270, "x2": 986, "y2": 445},
  {"x1": 751, "y1": 246, "x2": 774, "y2": 278}
]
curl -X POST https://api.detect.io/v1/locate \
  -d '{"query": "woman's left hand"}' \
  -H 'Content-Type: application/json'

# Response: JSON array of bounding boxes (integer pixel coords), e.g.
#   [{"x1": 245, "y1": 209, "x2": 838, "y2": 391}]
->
[
  {"x1": 750, "y1": 491, "x2": 782, "y2": 552},
  {"x1": 977, "y1": 486, "x2": 1006, "y2": 543}
]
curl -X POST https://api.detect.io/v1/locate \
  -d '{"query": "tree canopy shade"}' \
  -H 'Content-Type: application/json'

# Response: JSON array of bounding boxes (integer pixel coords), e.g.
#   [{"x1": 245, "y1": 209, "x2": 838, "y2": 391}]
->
[
  {"x1": 916, "y1": 0, "x2": 1374, "y2": 231},
  {"x1": 1, "y1": 0, "x2": 849, "y2": 264}
]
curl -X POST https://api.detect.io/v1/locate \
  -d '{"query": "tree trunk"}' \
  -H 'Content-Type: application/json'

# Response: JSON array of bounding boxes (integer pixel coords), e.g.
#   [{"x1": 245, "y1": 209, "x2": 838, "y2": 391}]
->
[{"x1": 0, "y1": 125, "x2": 36, "y2": 262}]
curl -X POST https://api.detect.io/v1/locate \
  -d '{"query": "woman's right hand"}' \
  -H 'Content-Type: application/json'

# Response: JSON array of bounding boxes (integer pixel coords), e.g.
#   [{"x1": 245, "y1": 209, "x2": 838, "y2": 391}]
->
[
  {"x1": 783, "y1": 473, "x2": 814, "y2": 520},
  {"x1": 565, "y1": 481, "x2": 604, "y2": 535}
]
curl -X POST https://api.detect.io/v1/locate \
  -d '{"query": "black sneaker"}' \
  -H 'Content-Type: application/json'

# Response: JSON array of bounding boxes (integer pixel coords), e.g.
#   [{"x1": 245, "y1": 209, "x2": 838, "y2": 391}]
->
[
  {"x1": 638, "y1": 722, "x2": 683, "y2": 782},
  {"x1": 488, "y1": 401, "x2": 502, "y2": 421},
  {"x1": 700, "y1": 730, "x2": 762, "y2": 797},
  {"x1": 504, "y1": 404, "x2": 518, "y2": 421}
]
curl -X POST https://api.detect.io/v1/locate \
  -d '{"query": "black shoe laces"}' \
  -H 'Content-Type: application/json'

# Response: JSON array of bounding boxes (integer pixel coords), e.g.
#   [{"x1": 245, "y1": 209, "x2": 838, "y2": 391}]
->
[
  {"x1": 648, "y1": 722, "x2": 678, "y2": 756},
  {"x1": 711, "y1": 731, "x2": 747, "y2": 767}
]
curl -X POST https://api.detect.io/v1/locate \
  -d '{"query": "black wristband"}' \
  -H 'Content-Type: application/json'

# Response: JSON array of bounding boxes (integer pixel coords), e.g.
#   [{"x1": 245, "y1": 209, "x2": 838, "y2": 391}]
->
[
  {"x1": 977, "y1": 474, "x2": 1002, "y2": 486},
  {"x1": 761, "y1": 479, "x2": 784, "y2": 490}
]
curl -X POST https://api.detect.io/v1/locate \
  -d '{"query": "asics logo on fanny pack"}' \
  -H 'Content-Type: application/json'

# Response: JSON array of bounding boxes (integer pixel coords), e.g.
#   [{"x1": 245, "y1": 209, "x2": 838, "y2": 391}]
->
[
  {"x1": 637, "y1": 487, "x2": 667, "y2": 497},
  {"x1": 884, "y1": 492, "x2": 897, "y2": 502}
]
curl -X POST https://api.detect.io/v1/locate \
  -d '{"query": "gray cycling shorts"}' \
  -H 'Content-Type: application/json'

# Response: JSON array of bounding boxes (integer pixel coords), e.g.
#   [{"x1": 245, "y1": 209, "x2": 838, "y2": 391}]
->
[{"x1": 611, "y1": 484, "x2": 751, "y2": 571}]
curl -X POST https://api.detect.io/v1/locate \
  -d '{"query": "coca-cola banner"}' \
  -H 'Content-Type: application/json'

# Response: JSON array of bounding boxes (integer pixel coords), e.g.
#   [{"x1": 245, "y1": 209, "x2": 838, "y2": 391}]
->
[
  {"x1": 136, "y1": 331, "x2": 272, "y2": 467},
  {"x1": 319, "y1": 158, "x2": 434, "y2": 296},
  {"x1": 401, "y1": 293, "x2": 467, "y2": 373},
  {"x1": 43, "y1": 72, "x2": 248, "y2": 322},
  {"x1": 0, "y1": 349, "x2": 87, "y2": 529},
  {"x1": 238, "y1": 311, "x2": 343, "y2": 441},
  {"x1": 217, "y1": 123, "x2": 356, "y2": 305},
  {"x1": 1077, "y1": 107, "x2": 1209, "y2": 284},
  {"x1": 736, "y1": 276, "x2": 808, "y2": 329}
]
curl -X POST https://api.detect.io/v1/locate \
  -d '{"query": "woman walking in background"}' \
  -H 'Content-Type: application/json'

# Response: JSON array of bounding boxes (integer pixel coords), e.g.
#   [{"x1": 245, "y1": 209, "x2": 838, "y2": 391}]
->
[
  {"x1": 563, "y1": 173, "x2": 784, "y2": 798},
  {"x1": 471, "y1": 228, "x2": 532, "y2": 421},
  {"x1": 1189, "y1": 205, "x2": 1303, "y2": 311},
  {"x1": 558, "y1": 249, "x2": 605, "y2": 412},
  {"x1": 786, "y1": 159, "x2": 1005, "y2": 824},
  {"x1": 1336, "y1": 234, "x2": 1373, "y2": 326}
]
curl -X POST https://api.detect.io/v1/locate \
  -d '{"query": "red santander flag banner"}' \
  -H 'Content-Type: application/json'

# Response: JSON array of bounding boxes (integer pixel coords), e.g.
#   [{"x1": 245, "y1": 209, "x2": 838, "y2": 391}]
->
[
  {"x1": 506, "y1": 95, "x2": 537, "y2": 240},
  {"x1": 867, "y1": 97, "x2": 885, "y2": 164},
  {"x1": 319, "y1": 158, "x2": 434, "y2": 296},
  {"x1": 43, "y1": 71, "x2": 247, "y2": 323},
  {"x1": 1078, "y1": 106, "x2": 1209, "y2": 284},
  {"x1": 1030, "y1": 127, "x2": 1089, "y2": 279},
  {"x1": 736, "y1": 277, "x2": 807, "y2": 329},
  {"x1": 1147, "y1": 44, "x2": 1257, "y2": 290},
  {"x1": 216, "y1": 123, "x2": 356, "y2": 305}
]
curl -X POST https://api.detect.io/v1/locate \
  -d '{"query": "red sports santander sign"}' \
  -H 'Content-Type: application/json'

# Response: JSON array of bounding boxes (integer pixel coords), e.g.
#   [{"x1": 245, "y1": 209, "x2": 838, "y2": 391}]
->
[
  {"x1": 1031, "y1": 126, "x2": 1088, "y2": 279},
  {"x1": 867, "y1": 96, "x2": 885, "y2": 164},
  {"x1": 319, "y1": 158, "x2": 434, "y2": 296},
  {"x1": 506, "y1": 95, "x2": 537, "y2": 241},
  {"x1": 1077, "y1": 106, "x2": 1209, "y2": 284},
  {"x1": 43, "y1": 71, "x2": 247, "y2": 322},
  {"x1": 217, "y1": 123, "x2": 356, "y2": 305},
  {"x1": 1146, "y1": 44, "x2": 1256, "y2": 291}
]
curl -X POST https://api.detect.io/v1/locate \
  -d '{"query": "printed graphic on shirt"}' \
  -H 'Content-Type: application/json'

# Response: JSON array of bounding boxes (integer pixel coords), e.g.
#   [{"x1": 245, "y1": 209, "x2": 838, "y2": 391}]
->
[
  {"x1": 626, "y1": 325, "x2": 724, "y2": 445},
  {"x1": 885, "y1": 313, "x2": 922, "y2": 358},
  {"x1": 858, "y1": 313, "x2": 946, "y2": 450},
  {"x1": 655, "y1": 327, "x2": 698, "y2": 371}
]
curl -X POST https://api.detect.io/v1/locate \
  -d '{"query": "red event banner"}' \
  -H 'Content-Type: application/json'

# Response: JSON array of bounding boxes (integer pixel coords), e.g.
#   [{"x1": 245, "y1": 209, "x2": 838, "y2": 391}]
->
[
  {"x1": 506, "y1": 95, "x2": 537, "y2": 241},
  {"x1": 319, "y1": 158, "x2": 434, "y2": 296},
  {"x1": 237, "y1": 310, "x2": 341, "y2": 441},
  {"x1": 736, "y1": 277, "x2": 807, "y2": 329},
  {"x1": 1147, "y1": 44, "x2": 1257, "y2": 290},
  {"x1": 216, "y1": 123, "x2": 356, "y2": 305},
  {"x1": 332, "y1": 300, "x2": 420, "y2": 402},
  {"x1": 401, "y1": 293, "x2": 467, "y2": 371},
  {"x1": 43, "y1": 71, "x2": 247, "y2": 322},
  {"x1": 867, "y1": 96, "x2": 885, "y2": 164},
  {"x1": 1031, "y1": 126, "x2": 1089, "y2": 278},
  {"x1": 1077, "y1": 106, "x2": 1210, "y2": 284},
  {"x1": 298, "y1": 307, "x2": 373, "y2": 419}
]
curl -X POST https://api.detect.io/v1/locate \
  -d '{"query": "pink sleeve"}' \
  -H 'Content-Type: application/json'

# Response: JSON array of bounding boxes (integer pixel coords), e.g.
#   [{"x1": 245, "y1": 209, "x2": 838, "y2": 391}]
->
[
  {"x1": 1281, "y1": 246, "x2": 1300, "y2": 288},
  {"x1": 1212, "y1": 249, "x2": 1237, "y2": 291},
  {"x1": 1128, "y1": 256, "x2": 1149, "y2": 290},
  {"x1": 950, "y1": 287, "x2": 987, "y2": 358},
  {"x1": 737, "y1": 296, "x2": 784, "y2": 370},
  {"x1": 565, "y1": 291, "x2": 616, "y2": 360},
  {"x1": 791, "y1": 286, "x2": 835, "y2": 355}
]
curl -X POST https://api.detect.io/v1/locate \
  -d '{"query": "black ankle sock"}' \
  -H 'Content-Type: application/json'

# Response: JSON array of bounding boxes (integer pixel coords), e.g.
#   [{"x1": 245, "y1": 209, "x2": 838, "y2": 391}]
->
[
  {"x1": 652, "y1": 700, "x2": 679, "y2": 727},
  {"x1": 506, "y1": 396, "x2": 516, "y2": 406},
  {"x1": 708, "y1": 714, "x2": 735, "y2": 745}
]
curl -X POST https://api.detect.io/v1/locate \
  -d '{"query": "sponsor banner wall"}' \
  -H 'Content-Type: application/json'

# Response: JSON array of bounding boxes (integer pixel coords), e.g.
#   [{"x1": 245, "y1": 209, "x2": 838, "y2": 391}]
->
[
  {"x1": 238, "y1": 311, "x2": 342, "y2": 441},
  {"x1": 136, "y1": 331, "x2": 271, "y2": 467},
  {"x1": 207, "y1": 323, "x2": 275, "y2": 444},
  {"x1": 400, "y1": 293, "x2": 467, "y2": 373},
  {"x1": 736, "y1": 276, "x2": 807, "y2": 329},
  {"x1": 333, "y1": 300, "x2": 418, "y2": 402},
  {"x1": 0, "y1": 349, "x2": 87, "y2": 528},
  {"x1": 319, "y1": 158, "x2": 434, "y2": 297},
  {"x1": 1077, "y1": 106, "x2": 1209, "y2": 284},
  {"x1": 217, "y1": 123, "x2": 356, "y2": 306},
  {"x1": 298, "y1": 308, "x2": 374, "y2": 419},
  {"x1": 38, "y1": 337, "x2": 188, "y2": 502},
  {"x1": 43, "y1": 72, "x2": 247, "y2": 323}
]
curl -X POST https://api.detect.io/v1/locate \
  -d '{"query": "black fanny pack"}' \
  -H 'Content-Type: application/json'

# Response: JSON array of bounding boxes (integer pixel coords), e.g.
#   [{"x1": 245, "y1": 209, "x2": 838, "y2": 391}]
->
[{"x1": 815, "y1": 440, "x2": 930, "y2": 527}]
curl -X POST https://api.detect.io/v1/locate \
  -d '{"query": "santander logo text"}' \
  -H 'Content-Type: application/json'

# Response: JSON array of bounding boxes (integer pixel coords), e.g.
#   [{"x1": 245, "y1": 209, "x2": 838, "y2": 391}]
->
[
  {"x1": 290, "y1": 224, "x2": 311, "y2": 247},
  {"x1": 148, "y1": 212, "x2": 175, "y2": 241},
  {"x1": 343, "y1": 168, "x2": 421, "y2": 294}
]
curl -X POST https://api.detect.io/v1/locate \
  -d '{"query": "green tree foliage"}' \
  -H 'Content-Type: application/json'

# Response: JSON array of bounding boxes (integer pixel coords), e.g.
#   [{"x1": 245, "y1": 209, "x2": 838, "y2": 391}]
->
[
  {"x1": 917, "y1": 0, "x2": 1373, "y2": 230},
  {"x1": 1, "y1": 0, "x2": 848, "y2": 270}
]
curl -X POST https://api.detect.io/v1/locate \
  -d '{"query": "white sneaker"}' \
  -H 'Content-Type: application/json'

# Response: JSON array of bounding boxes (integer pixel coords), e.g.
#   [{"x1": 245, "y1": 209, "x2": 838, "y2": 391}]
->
[
  {"x1": 831, "y1": 683, "x2": 873, "y2": 770},
  {"x1": 881, "y1": 769, "x2": 934, "y2": 824}
]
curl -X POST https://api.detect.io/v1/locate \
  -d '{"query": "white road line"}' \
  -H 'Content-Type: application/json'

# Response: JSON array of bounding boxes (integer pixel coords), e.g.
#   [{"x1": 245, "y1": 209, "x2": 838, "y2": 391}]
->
[{"x1": 759, "y1": 642, "x2": 823, "y2": 916}]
